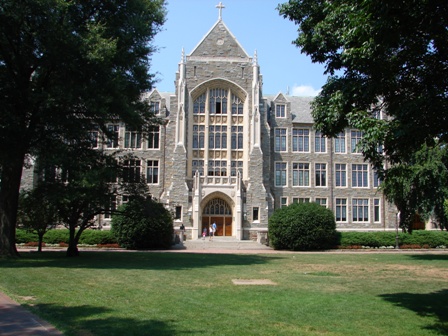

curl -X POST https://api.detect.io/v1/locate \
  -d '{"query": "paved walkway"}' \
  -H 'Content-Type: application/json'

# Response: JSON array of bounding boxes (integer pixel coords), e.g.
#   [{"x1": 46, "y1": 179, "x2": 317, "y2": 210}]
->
[{"x1": 4, "y1": 241, "x2": 448, "y2": 335}]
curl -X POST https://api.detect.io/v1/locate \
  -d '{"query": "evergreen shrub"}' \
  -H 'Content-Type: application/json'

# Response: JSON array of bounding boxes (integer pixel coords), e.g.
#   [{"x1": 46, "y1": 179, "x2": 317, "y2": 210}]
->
[
  {"x1": 112, "y1": 198, "x2": 173, "y2": 249},
  {"x1": 268, "y1": 202, "x2": 337, "y2": 250}
]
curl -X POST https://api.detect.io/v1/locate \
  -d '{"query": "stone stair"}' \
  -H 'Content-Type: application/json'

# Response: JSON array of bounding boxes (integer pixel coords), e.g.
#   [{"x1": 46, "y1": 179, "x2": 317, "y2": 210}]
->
[{"x1": 172, "y1": 237, "x2": 272, "y2": 251}]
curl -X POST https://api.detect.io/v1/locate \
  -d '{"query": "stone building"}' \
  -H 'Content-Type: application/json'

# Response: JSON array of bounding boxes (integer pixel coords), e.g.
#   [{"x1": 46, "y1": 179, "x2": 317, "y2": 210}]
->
[{"x1": 22, "y1": 3, "x2": 399, "y2": 240}]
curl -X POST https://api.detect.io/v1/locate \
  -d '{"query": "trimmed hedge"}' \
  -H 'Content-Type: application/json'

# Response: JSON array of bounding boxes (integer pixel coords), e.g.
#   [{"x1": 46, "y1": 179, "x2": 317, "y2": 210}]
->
[
  {"x1": 16, "y1": 228, "x2": 117, "y2": 245},
  {"x1": 269, "y1": 202, "x2": 337, "y2": 250},
  {"x1": 338, "y1": 230, "x2": 448, "y2": 248}
]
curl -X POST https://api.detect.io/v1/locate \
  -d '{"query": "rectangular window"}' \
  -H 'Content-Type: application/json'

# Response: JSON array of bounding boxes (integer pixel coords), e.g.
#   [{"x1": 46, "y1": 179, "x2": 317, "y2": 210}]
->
[
  {"x1": 147, "y1": 126, "x2": 160, "y2": 149},
  {"x1": 124, "y1": 126, "x2": 142, "y2": 149},
  {"x1": 146, "y1": 160, "x2": 159, "y2": 184},
  {"x1": 351, "y1": 130, "x2": 364, "y2": 153},
  {"x1": 88, "y1": 126, "x2": 99, "y2": 148},
  {"x1": 231, "y1": 126, "x2": 243, "y2": 149},
  {"x1": 150, "y1": 101, "x2": 160, "y2": 115},
  {"x1": 373, "y1": 171, "x2": 381, "y2": 188},
  {"x1": 281, "y1": 197, "x2": 288, "y2": 208},
  {"x1": 104, "y1": 195, "x2": 117, "y2": 219},
  {"x1": 193, "y1": 125, "x2": 205, "y2": 149},
  {"x1": 374, "y1": 199, "x2": 381, "y2": 222},
  {"x1": 208, "y1": 160, "x2": 227, "y2": 176},
  {"x1": 334, "y1": 132, "x2": 346, "y2": 153},
  {"x1": 175, "y1": 206, "x2": 182, "y2": 220},
  {"x1": 335, "y1": 163, "x2": 347, "y2": 187},
  {"x1": 352, "y1": 164, "x2": 369, "y2": 187},
  {"x1": 292, "y1": 197, "x2": 310, "y2": 203},
  {"x1": 335, "y1": 198, "x2": 347, "y2": 222},
  {"x1": 275, "y1": 162, "x2": 287, "y2": 186},
  {"x1": 353, "y1": 198, "x2": 369, "y2": 222},
  {"x1": 292, "y1": 129, "x2": 310, "y2": 152},
  {"x1": 275, "y1": 128, "x2": 287, "y2": 152},
  {"x1": 192, "y1": 159, "x2": 204, "y2": 176},
  {"x1": 123, "y1": 160, "x2": 141, "y2": 183},
  {"x1": 276, "y1": 104, "x2": 286, "y2": 118},
  {"x1": 230, "y1": 160, "x2": 243, "y2": 177},
  {"x1": 315, "y1": 131, "x2": 326, "y2": 153},
  {"x1": 315, "y1": 198, "x2": 327, "y2": 208},
  {"x1": 106, "y1": 124, "x2": 120, "y2": 148},
  {"x1": 292, "y1": 162, "x2": 310, "y2": 186},
  {"x1": 253, "y1": 207, "x2": 259, "y2": 221},
  {"x1": 315, "y1": 163, "x2": 327, "y2": 187},
  {"x1": 209, "y1": 125, "x2": 227, "y2": 149}
]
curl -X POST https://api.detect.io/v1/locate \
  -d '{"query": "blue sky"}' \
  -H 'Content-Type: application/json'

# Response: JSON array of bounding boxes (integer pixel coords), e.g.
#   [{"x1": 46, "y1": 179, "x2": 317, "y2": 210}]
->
[{"x1": 150, "y1": 0, "x2": 328, "y2": 96}]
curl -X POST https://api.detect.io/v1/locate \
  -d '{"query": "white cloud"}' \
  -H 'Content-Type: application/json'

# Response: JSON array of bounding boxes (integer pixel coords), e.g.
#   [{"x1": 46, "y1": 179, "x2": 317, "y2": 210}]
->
[{"x1": 291, "y1": 84, "x2": 321, "y2": 97}]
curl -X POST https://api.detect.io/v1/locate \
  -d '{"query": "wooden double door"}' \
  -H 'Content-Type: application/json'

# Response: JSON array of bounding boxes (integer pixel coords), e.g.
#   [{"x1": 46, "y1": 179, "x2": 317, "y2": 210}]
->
[{"x1": 202, "y1": 216, "x2": 232, "y2": 237}]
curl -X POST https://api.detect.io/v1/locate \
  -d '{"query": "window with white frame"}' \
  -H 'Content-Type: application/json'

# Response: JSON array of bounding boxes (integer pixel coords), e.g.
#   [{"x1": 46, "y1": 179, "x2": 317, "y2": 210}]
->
[
  {"x1": 106, "y1": 124, "x2": 120, "y2": 148},
  {"x1": 315, "y1": 198, "x2": 327, "y2": 207},
  {"x1": 193, "y1": 125, "x2": 205, "y2": 149},
  {"x1": 193, "y1": 92, "x2": 206, "y2": 114},
  {"x1": 292, "y1": 197, "x2": 310, "y2": 204},
  {"x1": 335, "y1": 198, "x2": 347, "y2": 221},
  {"x1": 292, "y1": 128, "x2": 310, "y2": 152},
  {"x1": 231, "y1": 126, "x2": 243, "y2": 149},
  {"x1": 315, "y1": 131, "x2": 326, "y2": 153},
  {"x1": 374, "y1": 199, "x2": 381, "y2": 222},
  {"x1": 275, "y1": 162, "x2": 287, "y2": 186},
  {"x1": 334, "y1": 132, "x2": 346, "y2": 153},
  {"x1": 124, "y1": 126, "x2": 142, "y2": 149},
  {"x1": 209, "y1": 88, "x2": 228, "y2": 114},
  {"x1": 252, "y1": 207, "x2": 259, "y2": 221},
  {"x1": 146, "y1": 160, "x2": 159, "y2": 184},
  {"x1": 280, "y1": 197, "x2": 288, "y2": 208},
  {"x1": 192, "y1": 160, "x2": 204, "y2": 176},
  {"x1": 352, "y1": 164, "x2": 369, "y2": 187},
  {"x1": 373, "y1": 171, "x2": 381, "y2": 188},
  {"x1": 352, "y1": 198, "x2": 369, "y2": 222},
  {"x1": 147, "y1": 126, "x2": 160, "y2": 149},
  {"x1": 150, "y1": 101, "x2": 160, "y2": 115},
  {"x1": 351, "y1": 130, "x2": 364, "y2": 153},
  {"x1": 276, "y1": 104, "x2": 286, "y2": 118},
  {"x1": 231, "y1": 93, "x2": 243, "y2": 115},
  {"x1": 275, "y1": 128, "x2": 287, "y2": 152},
  {"x1": 123, "y1": 159, "x2": 141, "y2": 183},
  {"x1": 209, "y1": 125, "x2": 227, "y2": 149},
  {"x1": 335, "y1": 163, "x2": 347, "y2": 187},
  {"x1": 292, "y1": 162, "x2": 310, "y2": 186},
  {"x1": 208, "y1": 160, "x2": 227, "y2": 176},
  {"x1": 315, "y1": 163, "x2": 327, "y2": 187}
]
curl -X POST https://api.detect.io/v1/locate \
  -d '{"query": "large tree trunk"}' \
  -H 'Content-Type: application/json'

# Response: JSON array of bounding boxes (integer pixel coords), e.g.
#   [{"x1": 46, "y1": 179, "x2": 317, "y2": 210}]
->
[
  {"x1": 0, "y1": 153, "x2": 26, "y2": 257},
  {"x1": 66, "y1": 225, "x2": 79, "y2": 257}
]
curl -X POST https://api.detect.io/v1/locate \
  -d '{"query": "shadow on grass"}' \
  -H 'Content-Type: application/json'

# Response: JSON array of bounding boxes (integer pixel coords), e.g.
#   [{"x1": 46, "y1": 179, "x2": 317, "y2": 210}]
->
[
  {"x1": 407, "y1": 254, "x2": 448, "y2": 262},
  {"x1": 28, "y1": 303, "x2": 202, "y2": 336},
  {"x1": 379, "y1": 289, "x2": 448, "y2": 335},
  {"x1": 1, "y1": 251, "x2": 278, "y2": 270}
]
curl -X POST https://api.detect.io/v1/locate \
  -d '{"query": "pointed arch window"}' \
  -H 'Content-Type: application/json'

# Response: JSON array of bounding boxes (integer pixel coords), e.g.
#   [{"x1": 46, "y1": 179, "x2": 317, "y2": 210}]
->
[
  {"x1": 194, "y1": 93, "x2": 206, "y2": 114},
  {"x1": 209, "y1": 88, "x2": 228, "y2": 114}
]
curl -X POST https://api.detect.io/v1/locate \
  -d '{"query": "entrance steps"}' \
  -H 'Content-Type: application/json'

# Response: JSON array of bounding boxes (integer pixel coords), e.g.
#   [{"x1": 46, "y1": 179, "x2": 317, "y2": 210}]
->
[{"x1": 173, "y1": 237, "x2": 272, "y2": 251}]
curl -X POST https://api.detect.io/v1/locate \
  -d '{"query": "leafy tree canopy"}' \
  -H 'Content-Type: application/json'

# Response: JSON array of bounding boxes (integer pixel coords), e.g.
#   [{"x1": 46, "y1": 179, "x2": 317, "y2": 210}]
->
[
  {"x1": 278, "y1": 0, "x2": 448, "y2": 169},
  {"x1": 0, "y1": 0, "x2": 166, "y2": 256}
]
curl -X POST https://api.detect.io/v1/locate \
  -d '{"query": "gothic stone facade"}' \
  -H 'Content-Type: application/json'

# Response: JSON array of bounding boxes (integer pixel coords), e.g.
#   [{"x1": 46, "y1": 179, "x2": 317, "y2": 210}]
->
[{"x1": 22, "y1": 15, "x2": 398, "y2": 241}]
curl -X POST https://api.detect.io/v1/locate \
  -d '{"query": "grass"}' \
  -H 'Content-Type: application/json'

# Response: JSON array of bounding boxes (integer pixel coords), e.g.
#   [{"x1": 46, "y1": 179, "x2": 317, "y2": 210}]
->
[{"x1": 0, "y1": 251, "x2": 447, "y2": 336}]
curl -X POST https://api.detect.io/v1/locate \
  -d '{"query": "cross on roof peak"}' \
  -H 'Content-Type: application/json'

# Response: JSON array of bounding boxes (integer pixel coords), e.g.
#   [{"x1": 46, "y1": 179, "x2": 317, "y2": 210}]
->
[{"x1": 216, "y1": 2, "x2": 225, "y2": 20}]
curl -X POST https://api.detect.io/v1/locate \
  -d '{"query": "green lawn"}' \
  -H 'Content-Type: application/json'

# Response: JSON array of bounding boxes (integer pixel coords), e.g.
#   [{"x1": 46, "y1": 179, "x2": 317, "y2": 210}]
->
[{"x1": 0, "y1": 251, "x2": 447, "y2": 336}]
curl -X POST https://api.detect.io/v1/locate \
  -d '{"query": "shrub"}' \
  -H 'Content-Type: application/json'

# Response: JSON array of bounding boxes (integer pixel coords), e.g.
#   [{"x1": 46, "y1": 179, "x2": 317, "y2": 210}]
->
[
  {"x1": 43, "y1": 230, "x2": 70, "y2": 244},
  {"x1": 78, "y1": 230, "x2": 117, "y2": 245},
  {"x1": 16, "y1": 229, "x2": 38, "y2": 244},
  {"x1": 112, "y1": 198, "x2": 173, "y2": 249},
  {"x1": 268, "y1": 202, "x2": 337, "y2": 250}
]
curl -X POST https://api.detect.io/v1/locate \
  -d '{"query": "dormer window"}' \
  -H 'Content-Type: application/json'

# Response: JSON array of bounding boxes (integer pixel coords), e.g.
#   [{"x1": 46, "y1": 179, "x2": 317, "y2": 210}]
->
[
  {"x1": 150, "y1": 101, "x2": 160, "y2": 115},
  {"x1": 275, "y1": 104, "x2": 286, "y2": 118}
]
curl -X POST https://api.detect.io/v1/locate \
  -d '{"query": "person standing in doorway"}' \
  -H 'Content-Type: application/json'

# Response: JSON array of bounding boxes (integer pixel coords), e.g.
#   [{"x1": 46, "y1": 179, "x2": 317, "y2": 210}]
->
[
  {"x1": 212, "y1": 222, "x2": 217, "y2": 239},
  {"x1": 209, "y1": 224, "x2": 213, "y2": 241}
]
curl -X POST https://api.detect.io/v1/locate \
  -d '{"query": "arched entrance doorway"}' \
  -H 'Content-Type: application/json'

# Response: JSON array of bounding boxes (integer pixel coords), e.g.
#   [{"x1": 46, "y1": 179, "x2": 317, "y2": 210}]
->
[{"x1": 202, "y1": 198, "x2": 233, "y2": 237}]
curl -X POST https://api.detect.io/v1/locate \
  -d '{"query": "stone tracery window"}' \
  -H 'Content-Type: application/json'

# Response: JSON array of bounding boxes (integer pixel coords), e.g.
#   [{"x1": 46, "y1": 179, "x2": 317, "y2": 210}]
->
[
  {"x1": 209, "y1": 88, "x2": 228, "y2": 114},
  {"x1": 194, "y1": 93, "x2": 206, "y2": 114},
  {"x1": 203, "y1": 198, "x2": 231, "y2": 215}
]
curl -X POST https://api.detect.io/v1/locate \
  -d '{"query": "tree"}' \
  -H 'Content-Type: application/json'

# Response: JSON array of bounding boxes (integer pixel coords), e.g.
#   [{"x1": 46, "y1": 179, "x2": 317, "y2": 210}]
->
[
  {"x1": 112, "y1": 197, "x2": 173, "y2": 250},
  {"x1": 278, "y1": 0, "x2": 448, "y2": 168},
  {"x1": 17, "y1": 187, "x2": 58, "y2": 252},
  {"x1": 381, "y1": 143, "x2": 448, "y2": 231},
  {"x1": 0, "y1": 0, "x2": 166, "y2": 257},
  {"x1": 278, "y1": 0, "x2": 448, "y2": 228},
  {"x1": 268, "y1": 202, "x2": 336, "y2": 250}
]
